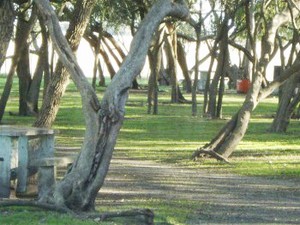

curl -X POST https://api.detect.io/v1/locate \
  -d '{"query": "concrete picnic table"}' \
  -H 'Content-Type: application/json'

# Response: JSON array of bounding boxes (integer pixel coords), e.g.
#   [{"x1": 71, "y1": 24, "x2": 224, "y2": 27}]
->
[{"x1": 0, "y1": 125, "x2": 54, "y2": 198}]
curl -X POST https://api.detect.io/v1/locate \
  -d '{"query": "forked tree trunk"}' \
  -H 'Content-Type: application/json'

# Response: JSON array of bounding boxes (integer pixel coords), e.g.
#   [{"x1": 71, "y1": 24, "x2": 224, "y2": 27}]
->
[
  {"x1": 26, "y1": 19, "x2": 50, "y2": 114},
  {"x1": 165, "y1": 22, "x2": 180, "y2": 103},
  {"x1": 18, "y1": 13, "x2": 48, "y2": 116},
  {"x1": 207, "y1": 13, "x2": 230, "y2": 119},
  {"x1": 34, "y1": 0, "x2": 189, "y2": 210},
  {"x1": 193, "y1": 2, "x2": 300, "y2": 161},
  {"x1": 148, "y1": 25, "x2": 164, "y2": 115},
  {"x1": 34, "y1": 0, "x2": 96, "y2": 128}
]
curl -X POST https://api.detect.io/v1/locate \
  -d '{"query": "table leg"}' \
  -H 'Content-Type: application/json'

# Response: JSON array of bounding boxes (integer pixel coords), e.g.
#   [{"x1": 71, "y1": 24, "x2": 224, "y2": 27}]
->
[
  {"x1": 40, "y1": 134, "x2": 54, "y2": 158},
  {"x1": 0, "y1": 137, "x2": 13, "y2": 198},
  {"x1": 37, "y1": 134, "x2": 55, "y2": 198},
  {"x1": 16, "y1": 136, "x2": 29, "y2": 194}
]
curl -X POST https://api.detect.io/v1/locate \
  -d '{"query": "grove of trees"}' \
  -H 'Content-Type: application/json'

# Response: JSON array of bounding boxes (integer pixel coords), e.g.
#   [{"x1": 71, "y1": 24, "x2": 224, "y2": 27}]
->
[{"x1": 0, "y1": 0, "x2": 299, "y2": 219}]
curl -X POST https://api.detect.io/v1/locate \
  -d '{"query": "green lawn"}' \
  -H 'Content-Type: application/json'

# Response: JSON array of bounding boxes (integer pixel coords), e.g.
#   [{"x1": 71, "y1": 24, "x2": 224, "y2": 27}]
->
[{"x1": 0, "y1": 77, "x2": 299, "y2": 224}]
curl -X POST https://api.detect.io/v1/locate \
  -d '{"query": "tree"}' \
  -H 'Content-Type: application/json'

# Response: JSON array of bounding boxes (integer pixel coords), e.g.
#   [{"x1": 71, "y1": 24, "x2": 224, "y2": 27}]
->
[
  {"x1": 148, "y1": 24, "x2": 165, "y2": 114},
  {"x1": 269, "y1": 25, "x2": 300, "y2": 133},
  {"x1": 193, "y1": 0, "x2": 300, "y2": 161},
  {"x1": 31, "y1": 0, "x2": 189, "y2": 212},
  {"x1": 34, "y1": 0, "x2": 97, "y2": 128},
  {"x1": 0, "y1": 3, "x2": 36, "y2": 122},
  {"x1": 203, "y1": 0, "x2": 242, "y2": 119}
]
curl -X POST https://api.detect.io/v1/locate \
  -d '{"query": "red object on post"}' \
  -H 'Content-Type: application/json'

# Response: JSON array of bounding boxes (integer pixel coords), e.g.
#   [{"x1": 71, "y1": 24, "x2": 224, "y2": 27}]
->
[{"x1": 236, "y1": 79, "x2": 251, "y2": 94}]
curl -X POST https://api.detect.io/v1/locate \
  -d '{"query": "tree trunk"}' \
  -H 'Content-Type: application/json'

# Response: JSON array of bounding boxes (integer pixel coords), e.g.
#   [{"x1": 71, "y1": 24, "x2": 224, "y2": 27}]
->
[
  {"x1": 148, "y1": 25, "x2": 164, "y2": 115},
  {"x1": 269, "y1": 75, "x2": 300, "y2": 133},
  {"x1": 34, "y1": 0, "x2": 189, "y2": 211},
  {"x1": 0, "y1": 1, "x2": 14, "y2": 69},
  {"x1": 97, "y1": 59, "x2": 105, "y2": 87},
  {"x1": 102, "y1": 31, "x2": 139, "y2": 89},
  {"x1": 0, "y1": 8, "x2": 36, "y2": 122},
  {"x1": 34, "y1": 0, "x2": 97, "y2": 128},
  {"x1": 165, "y1": 22, "x2": 180, "y2": 103},
  {"x1": 177, "y1": 41, "x2": 192, "y2": 93},
  {"x1": 26, "y1": 18, "x2": 50, "y2": 114},
  {"x1": 192, "y1": 25, "x2": 201, "y2": 116},
  {"x1": 242, "y1": 0, "x2": 255, "y2": 81},
  {"x1": 84, "y1": 29, "x2": 106, "y2": 88},
  {"x1": 203, "y1": 50, "x2": 215, "y2": 115},
  {"x1": 99, "y1": 45, "x2": 116, "y2": 78},
  {"x1": 92, "y1": 35, "x2": 101, "y2": 90},
  {"x1": 17, "y1": 42, "x2": 32, "y2": 116},
  {"x1": 103, "y1": 31, "x2": 126, "y2": 58},
  {"x1": 102, "y1": 37, "x2": 122, "y2": 67}
]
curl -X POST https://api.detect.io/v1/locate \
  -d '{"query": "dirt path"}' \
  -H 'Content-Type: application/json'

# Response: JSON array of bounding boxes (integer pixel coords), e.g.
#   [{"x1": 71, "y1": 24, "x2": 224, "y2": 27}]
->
[{"x1": 98, "y1": 159, "x2": 300, "y2": 224}]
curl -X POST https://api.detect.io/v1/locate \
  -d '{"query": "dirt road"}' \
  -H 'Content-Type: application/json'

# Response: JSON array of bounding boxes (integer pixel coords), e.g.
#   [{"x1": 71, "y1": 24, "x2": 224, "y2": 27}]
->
[{"x1": 98, "y1": 159, "x2": 300, "y2": 224}]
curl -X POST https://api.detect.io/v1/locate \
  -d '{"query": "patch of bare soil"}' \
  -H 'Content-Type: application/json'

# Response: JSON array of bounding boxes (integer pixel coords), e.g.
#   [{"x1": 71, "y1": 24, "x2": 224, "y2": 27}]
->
[{"x1": 98, "y1": 159, "x2": 300, "y2": 224}]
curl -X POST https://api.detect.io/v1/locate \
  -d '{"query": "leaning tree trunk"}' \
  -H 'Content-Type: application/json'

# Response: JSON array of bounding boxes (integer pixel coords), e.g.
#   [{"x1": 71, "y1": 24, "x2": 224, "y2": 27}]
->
[
  {"x1": 177, "y1": 41, "x2": 192, "y2": 93},
  {"x1": 0, "y1": 1, "x2": 14, "y2": 70},
  {"x1": 34, "y1": 0, "x2": 96, "y2": 128},
  {"x1": 102, "y1": 31, "x2": 139, "y2": 89},
  {"x1": 34, "y1": 0, "x2": 189, "y2": 211},
  {"x1": 269, "y1": 74, "x2": 300, "y2": 133},
  {"x1": 193, "y1": 2, "x2": 300, "y2": 161},
  {"x1": 0, "y1": 9, "x2": 36, "y2": 122},
  {"x1": 193, "y1": 56, "x2": 300, "y2": 161}
]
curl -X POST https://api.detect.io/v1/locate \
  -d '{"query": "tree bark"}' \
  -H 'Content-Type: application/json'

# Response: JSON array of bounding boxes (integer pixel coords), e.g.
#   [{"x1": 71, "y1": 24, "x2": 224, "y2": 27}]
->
[{"x1": 34, "y1": 0, "x2": 189, "y2": 211}]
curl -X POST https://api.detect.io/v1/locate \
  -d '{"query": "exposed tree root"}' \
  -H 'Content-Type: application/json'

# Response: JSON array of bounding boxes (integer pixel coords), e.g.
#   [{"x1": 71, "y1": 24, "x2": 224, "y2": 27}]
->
[
  {"x1": 0, "y1": 200, "x2": 73, "y2": 214},
  {"x1": 192, "y1": 149, "x2": 230, "y2": 163},
  {"x1": 0, "y1": 200, "x2": 154, "y2": 224},
  {"x1": 87, "y1": 208, "x2": 154, "y2": 224}
]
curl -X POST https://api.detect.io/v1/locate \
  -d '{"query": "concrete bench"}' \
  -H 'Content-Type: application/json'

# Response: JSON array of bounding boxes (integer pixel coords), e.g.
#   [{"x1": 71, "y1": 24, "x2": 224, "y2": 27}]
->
[
  {"x1": 30, "y1": 156, "x2": 75, "y2": 200},
  {"x1": 0, "y1": 126, "x2": 54, "y2": 198}
]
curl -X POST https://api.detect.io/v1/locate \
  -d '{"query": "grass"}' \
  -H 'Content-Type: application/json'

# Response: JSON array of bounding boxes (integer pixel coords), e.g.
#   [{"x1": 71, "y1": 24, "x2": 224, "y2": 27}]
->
[{"x1": 0, "y1": 77, "x2": 300, "y2": 224}]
